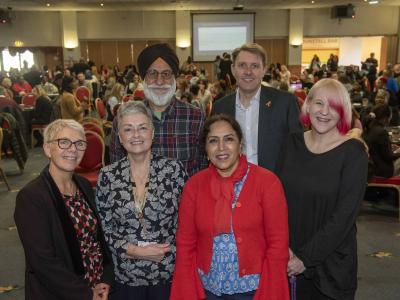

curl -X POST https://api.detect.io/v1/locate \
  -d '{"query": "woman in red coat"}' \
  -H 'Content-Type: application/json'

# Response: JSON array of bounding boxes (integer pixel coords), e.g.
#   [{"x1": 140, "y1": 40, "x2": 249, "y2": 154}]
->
[{"x1": 170, "y1": 114, "x2": 289, "y2": 300}]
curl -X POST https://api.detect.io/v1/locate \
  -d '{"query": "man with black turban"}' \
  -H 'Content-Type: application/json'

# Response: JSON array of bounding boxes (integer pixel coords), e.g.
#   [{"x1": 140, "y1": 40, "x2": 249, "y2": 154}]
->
[{"x1": 109, "y1": 43, "x2": 207, "y2": 176}]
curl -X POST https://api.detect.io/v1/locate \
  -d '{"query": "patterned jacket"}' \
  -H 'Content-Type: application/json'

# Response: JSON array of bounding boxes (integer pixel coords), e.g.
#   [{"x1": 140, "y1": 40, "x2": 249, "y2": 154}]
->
[{"x1": 96, "y1": 154, "x2": 188, "y2": 286}]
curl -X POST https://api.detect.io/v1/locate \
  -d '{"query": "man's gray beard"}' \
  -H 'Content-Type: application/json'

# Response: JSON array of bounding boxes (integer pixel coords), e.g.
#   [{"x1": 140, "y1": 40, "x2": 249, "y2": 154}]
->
[{"x1": 143, "y1": 78, "x2": 176, "y2": 107}]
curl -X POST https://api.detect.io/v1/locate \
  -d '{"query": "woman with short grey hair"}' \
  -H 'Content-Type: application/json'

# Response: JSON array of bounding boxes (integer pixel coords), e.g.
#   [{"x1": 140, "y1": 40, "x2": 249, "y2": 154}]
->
[
  {"x1": 15, "y1": 119, "x2": 114, "y2": 300},
  {"x1": 96, "y1": 101, "x2": 188, "y2": 300}
]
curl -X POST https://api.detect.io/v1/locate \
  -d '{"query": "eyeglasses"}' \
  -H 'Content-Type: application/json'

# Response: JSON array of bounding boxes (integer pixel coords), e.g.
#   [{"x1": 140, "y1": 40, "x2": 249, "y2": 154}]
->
[
  {"x1": 146, "y1": 69, "x2": 174, "y2": 81},
  {"x1": 48, "y1": 138, "x2": 88, "y2": 151}
]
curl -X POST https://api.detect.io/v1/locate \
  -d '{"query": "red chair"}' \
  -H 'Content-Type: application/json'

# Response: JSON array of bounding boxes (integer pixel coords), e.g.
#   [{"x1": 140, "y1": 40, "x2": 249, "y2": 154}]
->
[
  {"x1": 82, "y1": 122, "x2": 104, "y2": 139},
  {"x1": 294, "y1": 89, "x2": 307, "y2": 101},
  {"x1": 75, "y1": 86, "x2": 90, "y2": 103},
  {"x1": 133, "y1": 89, "x2": 145, "y2": 100},
  {"x1": 21, "y1": 94, "x2": 37, "y2": 107},
  {"x1": 122, "y1": 94, "x2": 133, "y2": 103},
  {"x1": 75, "y1": 130, "x2": 105, "y2": 187},
  {"x1": 95, "y1": 98, "x2": 107, "y2": 119},
  {"x1": 368, "y1": 176, "x2": 400, "y2": 220}
]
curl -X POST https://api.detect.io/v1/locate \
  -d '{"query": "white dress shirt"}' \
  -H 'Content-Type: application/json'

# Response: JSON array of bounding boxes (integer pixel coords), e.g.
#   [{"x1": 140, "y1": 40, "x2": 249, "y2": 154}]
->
[{"x1": 235, "y1": 87, "x2": 261, "y2": 165}]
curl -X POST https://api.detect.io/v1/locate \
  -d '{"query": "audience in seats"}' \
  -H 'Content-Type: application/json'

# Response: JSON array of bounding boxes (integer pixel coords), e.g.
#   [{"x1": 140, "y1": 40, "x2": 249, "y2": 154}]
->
[
  {"x1": 363, "y1": 103, "x2": 400, "y2": 178},
  {"x1": 31, "y1": 85, "x2": 53, "y2": 147}
]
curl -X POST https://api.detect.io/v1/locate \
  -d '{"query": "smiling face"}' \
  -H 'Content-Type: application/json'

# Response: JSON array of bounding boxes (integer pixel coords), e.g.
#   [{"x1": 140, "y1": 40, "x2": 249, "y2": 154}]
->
[
  {"x1": 306, "y1": 93, "x2": 341, "y2": 136},
  {"x1": 143, "y1": 58, "x2": 176, "y2": 111},
  {"x1": 118, "y1": 112, "x2": 153, "y2": 157},
  {"x1": 205, "y1": 120, "x2": 242, "y2": 177},
  {"x1": 44, "y1": 127, "x2": 86, "y2": 175},
  {"x1": 231, "y1": 50, "x2": 266, "y2": 97}
]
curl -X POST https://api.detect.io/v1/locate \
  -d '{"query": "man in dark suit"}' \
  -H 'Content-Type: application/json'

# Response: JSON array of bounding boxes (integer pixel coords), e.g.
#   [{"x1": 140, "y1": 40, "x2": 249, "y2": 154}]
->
[{"x1": 212, "y1": 43, "x2": 302, "y2": 172}]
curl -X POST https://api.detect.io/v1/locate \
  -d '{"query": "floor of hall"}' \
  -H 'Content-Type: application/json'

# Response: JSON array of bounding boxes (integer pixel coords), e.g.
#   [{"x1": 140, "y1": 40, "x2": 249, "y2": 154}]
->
[{"x1": 0, "y1": 147, "x2": 399, "y2": 300}]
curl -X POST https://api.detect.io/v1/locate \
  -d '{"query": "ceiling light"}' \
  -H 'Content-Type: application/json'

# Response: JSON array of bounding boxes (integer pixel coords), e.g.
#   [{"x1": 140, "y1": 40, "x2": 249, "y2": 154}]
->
[
  {"x1": 368, "y1": 0, "x2": 379, "y2": 4},
  {"x1": 100, "y1": 3, "x2": 104, "y2": 7},
  {"x1": 46, "y1": 3, "x2": 50, "y2": 7},
  {"x1": 311, "y1": 0, "x2": 315, "y2": 3}
]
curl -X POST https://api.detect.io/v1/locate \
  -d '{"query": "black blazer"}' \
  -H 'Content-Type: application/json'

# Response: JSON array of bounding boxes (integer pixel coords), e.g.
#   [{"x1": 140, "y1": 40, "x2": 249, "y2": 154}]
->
[
  {"x1": 14, "y1": 166, "x2": 114, "y2": 300},
  {"x1": 212, "y1": 85, "x2": 303, "y2": 172}
]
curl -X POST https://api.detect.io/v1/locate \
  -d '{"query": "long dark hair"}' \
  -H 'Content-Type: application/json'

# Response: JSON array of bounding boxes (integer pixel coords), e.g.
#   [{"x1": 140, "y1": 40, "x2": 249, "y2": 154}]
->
[{"x1": 61, "y1": 76, "x2": 74, "y2": 94}]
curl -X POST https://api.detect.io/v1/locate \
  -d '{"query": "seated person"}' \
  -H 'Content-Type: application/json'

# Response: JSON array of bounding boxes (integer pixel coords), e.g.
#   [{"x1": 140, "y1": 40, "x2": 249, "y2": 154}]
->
[
  {"x1": 362, "y1": 104, "x2": 400, "y2": 178},
  {"x1": 31, "y1": 85, "x2": 53, "y2": 147},
  {"x1": 12, "y1": 76, "x2": 32, "y2": 97}
]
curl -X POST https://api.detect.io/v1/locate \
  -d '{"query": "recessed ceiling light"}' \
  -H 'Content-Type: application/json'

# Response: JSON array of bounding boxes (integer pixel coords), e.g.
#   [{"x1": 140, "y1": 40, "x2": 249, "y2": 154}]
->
[
  {"x1": 46, "y1": 3, "x2": 50, "y2": 6},
  {"x1": 369, "y1": 0, "x2": 379, "y2": 4},
  {"x1": 311, "y1": 0, "x2": 315, "y2": 3},
  {"x1": 100, "y1": 3, "x2": 104, "y2": 6}
]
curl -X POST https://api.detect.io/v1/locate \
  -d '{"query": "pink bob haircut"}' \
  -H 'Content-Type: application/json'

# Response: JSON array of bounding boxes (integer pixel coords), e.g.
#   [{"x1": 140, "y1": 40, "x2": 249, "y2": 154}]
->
[{"x1": 300, "y1": 78, "x2": 352, "y2": 135}]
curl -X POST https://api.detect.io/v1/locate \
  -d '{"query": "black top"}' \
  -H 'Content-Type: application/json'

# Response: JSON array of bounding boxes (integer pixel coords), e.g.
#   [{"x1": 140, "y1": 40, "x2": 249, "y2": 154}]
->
[
  {"x1": 276, "y1": 132, "x2": 368, "y2": 299},
  {"x1": 362, "y1": 120, "x2": 400, "y2": 177}
]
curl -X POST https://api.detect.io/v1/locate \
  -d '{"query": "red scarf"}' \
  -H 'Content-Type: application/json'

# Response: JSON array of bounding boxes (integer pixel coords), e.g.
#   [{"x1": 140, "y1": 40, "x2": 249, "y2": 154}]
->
[{"x1": 209, "y1": 155, "x2": 248, "y2": 236}]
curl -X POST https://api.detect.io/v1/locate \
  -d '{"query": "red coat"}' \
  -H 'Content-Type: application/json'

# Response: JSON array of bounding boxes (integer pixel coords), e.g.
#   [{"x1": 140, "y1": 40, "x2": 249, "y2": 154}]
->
[{"x1": 170, "y1": 163, "x2": 289, "y2": 300}]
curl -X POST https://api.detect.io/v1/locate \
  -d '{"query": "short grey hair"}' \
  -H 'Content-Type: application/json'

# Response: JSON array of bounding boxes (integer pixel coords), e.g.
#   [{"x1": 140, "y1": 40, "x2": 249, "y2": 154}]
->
[
  {"x1": 43, "y1": 119, "x2": 85, "y2": 144},
  {"x1": 117, "y1": 101, "x2": 153, "y2": 129}
]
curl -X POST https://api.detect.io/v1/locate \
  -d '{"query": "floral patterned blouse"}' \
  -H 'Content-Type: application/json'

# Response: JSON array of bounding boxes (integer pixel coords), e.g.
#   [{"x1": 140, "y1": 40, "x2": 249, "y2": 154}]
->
[
  {"x1": 95, "y1": 154, "x2": 188, "y2": 286},
  {"x1": 63, "y1": 190, "x2": 103, "y2": 288}
]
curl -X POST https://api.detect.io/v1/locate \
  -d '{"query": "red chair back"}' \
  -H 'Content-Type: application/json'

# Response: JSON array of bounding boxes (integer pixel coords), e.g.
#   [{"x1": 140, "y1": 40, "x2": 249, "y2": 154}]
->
[
  {"x1": 83, "y1": 122, "x2": 104, "y2": 139},
  {"x1": 77, "y1": 131, "x2": 104, "y2": 170},
  {"x1": 75, "y1": 86, "x2": 90, "y2": 102},
  {"x1": 294, "y1": 89, "x2": 307, "y2": 101},
  {"x1": 122, "y1": 95, "x2": 133, "y2": 103},
  {"x1": 95, "y1": 98, "x2": 106, "y2": 119},
  {"x1": 133, "y1": 89, "x2": 145, "y2": 100},
  {"x1": 22, "y1": 94, "x2": 37, "y2": 107}
]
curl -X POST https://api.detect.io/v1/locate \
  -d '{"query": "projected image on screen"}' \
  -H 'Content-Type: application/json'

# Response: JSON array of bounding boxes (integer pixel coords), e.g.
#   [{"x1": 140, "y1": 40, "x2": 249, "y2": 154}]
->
[
  {"x1": 198, "y1": 26, "x2": 247, "y2": 52},
  {"x1": 192, "y1": 13, "x2": 255, "y2": 61}
]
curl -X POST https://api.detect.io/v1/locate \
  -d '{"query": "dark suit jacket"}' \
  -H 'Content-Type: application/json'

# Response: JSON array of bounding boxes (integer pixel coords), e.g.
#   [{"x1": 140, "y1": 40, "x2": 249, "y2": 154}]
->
[
  {"x1": 212, "y1": 85, "x2": 303, "y2": 172},
  {"x1": 14, "y1": 166, "x2": 114, "y2": 300},
  {"x1": 362, "y1": 120, "x2": 400, "y2": 177}
]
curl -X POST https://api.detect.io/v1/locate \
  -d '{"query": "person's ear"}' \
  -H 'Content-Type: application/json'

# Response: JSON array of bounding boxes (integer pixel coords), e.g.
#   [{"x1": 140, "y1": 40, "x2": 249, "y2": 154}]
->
[{"x1": 43, "y1": 142, "x2": 51, "y2": 159}]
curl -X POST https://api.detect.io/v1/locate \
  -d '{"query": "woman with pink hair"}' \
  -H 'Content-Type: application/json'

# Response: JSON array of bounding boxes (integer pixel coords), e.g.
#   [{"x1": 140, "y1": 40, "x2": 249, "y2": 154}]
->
[{"x1": 277, "y1": 78, "x2": 368, "y2": 300}]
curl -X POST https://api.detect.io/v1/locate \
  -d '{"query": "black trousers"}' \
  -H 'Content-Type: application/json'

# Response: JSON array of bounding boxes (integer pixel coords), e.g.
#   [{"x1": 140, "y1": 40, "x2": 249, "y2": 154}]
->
[
  {"x1": 205, "y1": 290, "x2": 255, "y2": 300},
  {"x1": 110, "y1": 282, "x2": 171, "y2": 300},
  {"x1": 295, "y1": 275, "x2": 355, "y2": 300}
]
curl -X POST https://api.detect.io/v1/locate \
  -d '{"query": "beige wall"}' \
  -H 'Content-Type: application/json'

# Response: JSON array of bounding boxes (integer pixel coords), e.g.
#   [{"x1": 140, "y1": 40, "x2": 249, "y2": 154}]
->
[
  {"x1": 77, "y1": 11, "x2": 176, "y2": 40},
  {"x1": 0, "y1": 7, "x2": 399, "y2": 47},
  {"x1": 0, "y1": 11, "x2": 61, "y2": 47},
  {"x1": 255, "y1": 10, "x2": 289, "y2": 37},
  {"x1": 304, "y1": 6, "x2": 399, "y2": 37}
]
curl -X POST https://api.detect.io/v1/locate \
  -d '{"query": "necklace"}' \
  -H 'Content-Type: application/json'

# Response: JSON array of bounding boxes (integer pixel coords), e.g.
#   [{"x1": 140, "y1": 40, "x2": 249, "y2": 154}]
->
[
  {"x1": 132, "y1": 181, "x2": 149, "y2": 216},
  {"x1": 131, "y1": 166, "x2": 151, "y2": 240}
]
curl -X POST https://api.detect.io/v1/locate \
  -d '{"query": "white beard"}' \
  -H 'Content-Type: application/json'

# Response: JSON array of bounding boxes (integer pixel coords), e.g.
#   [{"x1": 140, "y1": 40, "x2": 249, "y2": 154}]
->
[{"x1": 143, "y1": 78, "x2": 176, "y2": 107}]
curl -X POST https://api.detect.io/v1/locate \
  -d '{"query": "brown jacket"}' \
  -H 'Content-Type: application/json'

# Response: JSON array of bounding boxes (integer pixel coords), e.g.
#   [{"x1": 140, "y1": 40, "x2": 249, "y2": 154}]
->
[{"x1": 60, "y1": 91, "x2": 84, "y2": 122}]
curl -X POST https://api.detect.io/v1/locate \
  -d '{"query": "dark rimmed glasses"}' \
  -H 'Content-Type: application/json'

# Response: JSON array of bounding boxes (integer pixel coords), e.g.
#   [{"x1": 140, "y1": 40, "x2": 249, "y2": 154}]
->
[
  {"x1": 146, "y1": 69, "x2": 174, "y2": 81},
  {"x1": 48, "y1": 138, "x2": 88, "y2": 151}
]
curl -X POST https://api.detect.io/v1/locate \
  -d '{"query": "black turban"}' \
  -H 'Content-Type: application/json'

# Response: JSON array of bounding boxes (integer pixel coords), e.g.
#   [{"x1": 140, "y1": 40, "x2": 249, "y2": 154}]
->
[{"x1": 137, "y1": 43, "x2": 179, "y2": 80}]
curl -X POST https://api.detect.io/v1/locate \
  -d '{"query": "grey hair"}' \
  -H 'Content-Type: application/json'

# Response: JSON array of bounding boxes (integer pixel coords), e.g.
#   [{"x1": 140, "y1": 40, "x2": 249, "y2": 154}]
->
[
  {"x1": 43, "y1": 119, "x2": 85, "y2": 144},
  {"x1": 117, "y1": 101, "x2": 153, "y2": 129}
]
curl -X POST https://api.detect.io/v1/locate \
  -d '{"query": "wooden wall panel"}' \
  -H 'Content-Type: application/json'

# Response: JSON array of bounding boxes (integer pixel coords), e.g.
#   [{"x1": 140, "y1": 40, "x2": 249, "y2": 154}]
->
[
  {"x1": 117, "y1": 41, "x2": 134, "y2": 67},
  {"x1": 79, "y1": 39, "x2": 176, "y2": 69},
  {"x1": 87, "y1": 41, "x2": 102, "y2": 67},
  {"x1": 255, "y1": 38, "x2": 288, "y2": 66},
  {"x1": 101, "y1": 41, "x2": 118, "y2": 68}
]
